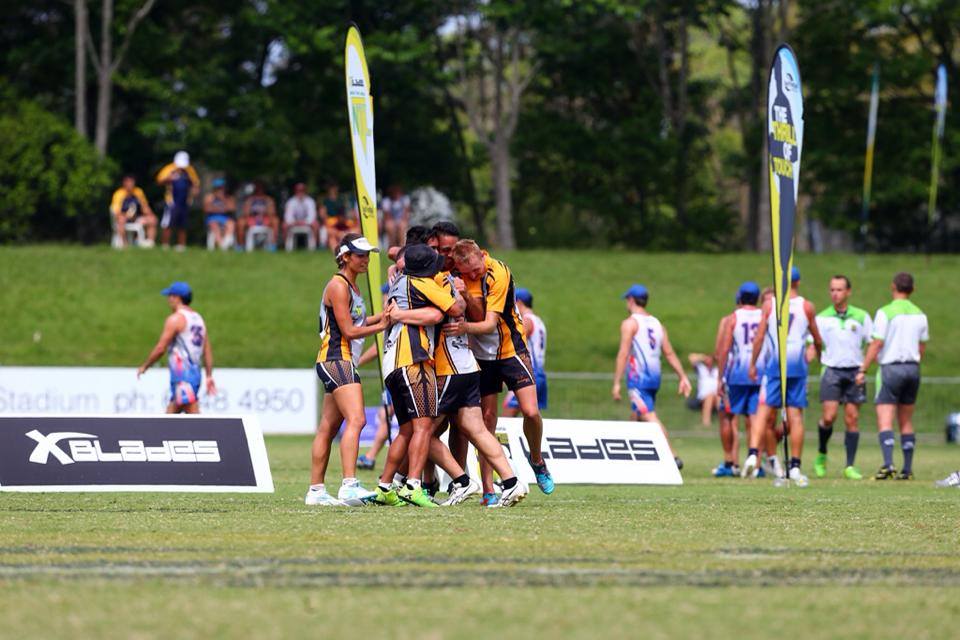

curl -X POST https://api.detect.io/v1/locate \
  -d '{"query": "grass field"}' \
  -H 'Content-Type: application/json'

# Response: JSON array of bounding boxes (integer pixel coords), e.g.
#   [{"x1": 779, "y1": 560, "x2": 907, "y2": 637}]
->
[{"x1": 2, "y1": 435, "x2": 959, "y2": 639}]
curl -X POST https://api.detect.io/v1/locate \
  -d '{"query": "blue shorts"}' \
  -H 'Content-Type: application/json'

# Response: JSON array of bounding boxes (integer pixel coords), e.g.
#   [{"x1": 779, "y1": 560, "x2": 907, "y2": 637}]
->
[
  {"x1": 170, "y1": 369, "x2": 202, "y2": 407},
  {"x1": 206, "y1": 214, "x2": 232, "y2": 227},
  {"x1": 628, "y1": 385, "x2": 658, "y2": 415},
  {"x1": 765, "y1": 376, "x2": 807, "y2": 409},
  {"x1": 505, "y1": 372, "x2": 548, "y2": 410},
  {"x1": 162, "y1": 203, "x2": 189, "y2": 229},
  {"x1": 724, "y1": 384, "x2": 760, "y2": 416}
]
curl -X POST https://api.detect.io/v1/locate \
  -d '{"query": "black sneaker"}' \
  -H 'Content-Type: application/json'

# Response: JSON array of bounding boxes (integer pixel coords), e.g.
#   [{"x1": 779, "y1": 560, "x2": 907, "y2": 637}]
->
[
  {"x1": 896, "y1": 470, "x2": 914, "y2": 481},
  {"x1": 674, "y1": 456, "x2": 684, "y2": 470},
  {"x1": 874, "y1": 465, "x2": 897, "y2": 480},
  {"x1": 422, "y1": 479, "x2": 440, "y2": 497}
]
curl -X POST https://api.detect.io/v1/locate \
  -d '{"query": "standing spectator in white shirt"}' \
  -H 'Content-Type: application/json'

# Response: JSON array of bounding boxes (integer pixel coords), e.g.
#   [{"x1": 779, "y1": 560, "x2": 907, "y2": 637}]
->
[
  {"x1": 283, "y1": 182, "x2": 320, "y2": 249},
  {"x1": 381, "y1": 185, "x2": 410, "y2": 247}
]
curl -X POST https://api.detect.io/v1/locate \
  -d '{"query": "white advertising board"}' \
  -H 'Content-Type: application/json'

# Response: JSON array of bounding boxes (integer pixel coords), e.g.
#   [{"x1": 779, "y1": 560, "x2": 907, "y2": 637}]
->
[{"x1": 0, "y1": 367, "x2": 316, "y2": 434}]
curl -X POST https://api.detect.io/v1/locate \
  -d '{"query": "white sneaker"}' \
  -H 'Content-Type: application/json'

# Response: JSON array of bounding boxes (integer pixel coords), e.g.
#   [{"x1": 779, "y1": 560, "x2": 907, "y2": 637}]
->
[
  {"x1": 441, "y1": 478, "x2": 481, "y2": 506},
  {"x1": 174, "y1": 244, "x2": 186, "y2": 252},
  {"x1": 771, "y1": 456, "x2": 785, "y2": 480},
  {"x1": 304, "y1": 488, "x2": 344, "y2": 506},
  {"x1": 935, "y1": 471, "x2": 960, "y2": 488},
  {"x1": 788, "y1": 466, "x2": 809, "y2": 488},
  {"x1": 741, "y1": 454, "x2": 758, "y2": 479},
  {"x1": 140, "y1": 239, "x2": 155, "y2": 248},
  {"x1": 490, "y1": 480, "x2": 529, "y2": 508},
  {"x1": 338, "y1": 479, "x2": 376, "y2": 506}
]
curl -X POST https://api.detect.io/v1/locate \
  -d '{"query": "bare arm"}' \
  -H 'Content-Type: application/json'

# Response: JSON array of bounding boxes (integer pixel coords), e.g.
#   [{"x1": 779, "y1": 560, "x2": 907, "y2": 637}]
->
[
  {"x1": 137, "y1": 314, "x2": 184, "y2": 376},
  {"x1": 612, "y1": 318, "x2": 636, "y2": 401},
  {"x1": 716, "y1": 316, "x2": 735, "y2": 382},
  {"x1": 328, "y1": 280, "x2": 386, "y2": 340},
  {"x1": 390, "y1": 305, "x2": 444, "y2": 326},
  {"x1": 919, "y1": 342, "x2": 926, "y2": 360},
  {"x1": 522, "y1": 312, "x2": 535, "y2": 339},
  {"x1": 462, "y1": 292, "x2": 485, "y2": 322},
  {"x1": 805, "y1": 300, "x2": 823, "y2": 357},
  {"x1": 662, "y1": 326, "x2": 692, "y2": 397},
  {"x1": 856, "y1": 338, "x2": 884, "y2": 385},
  {"x1": 202, "y1": 330, "x2": 216, "y2": 395},
  {"x1": 358, "y1": 343, "x2": 379, "y2": 367}
]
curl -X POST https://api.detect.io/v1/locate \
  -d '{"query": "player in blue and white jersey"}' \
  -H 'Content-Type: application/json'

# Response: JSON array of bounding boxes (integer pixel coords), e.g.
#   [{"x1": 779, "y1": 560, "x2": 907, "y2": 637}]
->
[
  {"x1": 746, "y1": 267, "x2": 823, "y2": 486},
  {"x1": 137, "y1": 281, "x2": 216, "y2": 414},
  {"x1": 613, "y1": 284, "x2": 692, "y2": 469}
]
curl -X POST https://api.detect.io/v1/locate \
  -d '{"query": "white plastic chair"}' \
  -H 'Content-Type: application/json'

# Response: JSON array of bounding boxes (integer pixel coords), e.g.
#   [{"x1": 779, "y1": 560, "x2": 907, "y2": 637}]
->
[
  {"x1": 245, "y1": 225, "x2": 274, "y2": 251},
  {"x1": 111, "y1": 211, "x2": 146, "y2": 248},
  {"x1": 285, "y1": 226, "x2": 316, "y2": 251}
]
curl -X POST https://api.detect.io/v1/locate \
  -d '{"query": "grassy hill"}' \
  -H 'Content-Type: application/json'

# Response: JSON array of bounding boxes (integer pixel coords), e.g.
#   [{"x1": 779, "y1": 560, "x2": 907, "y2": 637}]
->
[{"x1": 2, "y1": 245, "x2": 958, "y2": 374}]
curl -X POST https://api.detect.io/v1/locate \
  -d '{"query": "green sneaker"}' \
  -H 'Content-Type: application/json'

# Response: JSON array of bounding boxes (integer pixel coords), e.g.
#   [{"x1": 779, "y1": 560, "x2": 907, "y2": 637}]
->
[
  {"x1": 399, "y1": 485, "x2": 439, "y2": 508},
  {"x1": 813, "y1": 453, "x2": 827, "y2": 478},
  {"x1": 843, "y1": 465, "x2": 863, "y2": 480},
  {"x1": 371, "y1": 486, "x2": 406, "y2": 507}
]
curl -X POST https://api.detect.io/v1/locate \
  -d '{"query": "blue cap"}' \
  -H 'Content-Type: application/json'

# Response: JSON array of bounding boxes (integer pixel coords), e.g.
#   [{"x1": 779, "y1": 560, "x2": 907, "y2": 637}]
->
[
  {"x1": 161, "y1": 281, "x2": 192, "y2": 299},
  {"x1": 791, "y1": 266, "x2": 801, "y2": 282},
  {"x1": 515, "y1": 288, "x2": 533, "y2": 306},
  {"x1": 737, "y1": 281, "x2": 760, "y2": 302},
  {"x1": 622, "y1": 284, "x2": 649, "y2": 300},
  {"x1": 212, "y1": 177, "x2": 226, "y2": 188}
]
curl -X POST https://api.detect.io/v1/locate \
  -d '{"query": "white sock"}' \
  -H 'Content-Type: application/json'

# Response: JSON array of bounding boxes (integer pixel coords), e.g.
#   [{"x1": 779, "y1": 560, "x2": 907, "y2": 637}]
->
[
  {"x1": 406, "y1": 478, "x2": 422, "y2": 490},
  {"x1": 393, "y1": 473, "x2": 407, "y2": 485},
  {"x1": 309, "y1": 484, "x2": 324, "y2": 492},
  {"x1": 342, "y1": 477, "x2": 357, "y2": 486}
]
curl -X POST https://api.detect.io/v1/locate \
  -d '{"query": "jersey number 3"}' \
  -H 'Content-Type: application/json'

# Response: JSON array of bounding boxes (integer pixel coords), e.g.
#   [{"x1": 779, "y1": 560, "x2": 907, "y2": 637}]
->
[{"x1": 190, "y1": 326, "x2": 204, "y2": 347}]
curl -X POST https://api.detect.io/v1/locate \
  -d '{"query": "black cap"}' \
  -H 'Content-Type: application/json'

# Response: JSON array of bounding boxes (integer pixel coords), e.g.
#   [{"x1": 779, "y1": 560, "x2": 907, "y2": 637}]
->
[{"x1": 402, "y1": 244, "x2": 445, "y2": 278}]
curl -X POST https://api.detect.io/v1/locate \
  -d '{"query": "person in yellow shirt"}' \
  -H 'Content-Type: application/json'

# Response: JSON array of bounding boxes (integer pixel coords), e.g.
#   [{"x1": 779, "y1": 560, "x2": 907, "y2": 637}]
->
[
  {"x1": 110, "y1": 175, "x2": 157, "y2": 248},
  {"x1": 156, "y1": 151, "x2": 200, "y2": 251},
  {"x1": 448, "y1": 240, "x2": 554, "y2": 496}
]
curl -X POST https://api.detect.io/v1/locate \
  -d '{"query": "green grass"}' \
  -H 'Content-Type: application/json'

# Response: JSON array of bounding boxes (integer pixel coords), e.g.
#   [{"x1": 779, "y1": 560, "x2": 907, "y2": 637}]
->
[
  {"x1": 2, "y1": 246, "x2": 959, "y2": 374},
  {"x1": 2, "y1": 435, "x2": 960, "y2": 638}
]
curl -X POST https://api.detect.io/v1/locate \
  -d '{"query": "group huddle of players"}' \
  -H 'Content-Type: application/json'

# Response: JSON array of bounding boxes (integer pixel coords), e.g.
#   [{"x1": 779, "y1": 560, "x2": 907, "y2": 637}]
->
[
  {"x1": 307, "y1": 222, "x2": 552, "y2": 508},
  {"x1": 703, "y1": 269, "x2": 929, "y2": 486}
]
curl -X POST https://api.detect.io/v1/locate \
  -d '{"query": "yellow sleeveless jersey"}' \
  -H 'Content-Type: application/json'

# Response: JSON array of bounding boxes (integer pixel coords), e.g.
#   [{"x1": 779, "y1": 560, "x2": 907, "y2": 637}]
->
[
  {"x1": 382, "y1": 274, "x2": 457, "y2": 378},
  {"x1": 316, "y1": 274, "x2": 367, "y2": 365},
  {"x1": 463, "y1": 254, "x2": 528, "y2": 361}
]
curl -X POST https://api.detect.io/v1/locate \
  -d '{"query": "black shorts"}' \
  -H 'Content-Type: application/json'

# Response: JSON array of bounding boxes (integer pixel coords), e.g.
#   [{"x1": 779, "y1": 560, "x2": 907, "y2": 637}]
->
[
  {"x1": 819, "y1": 366, "x2": 866, "y2": 404},
  {"x1": 438, "y1": 372, "x2": 481, "y2": 416},
  {"x1": 478, "y1": 353, "x2": 535, "y2": 397},
  {"x1": 876, "y1": 363, "x2": 921, "y2": 405},
  {"x1": 316, "y1": 360, "x2": 360, "y2": 394},
  {"x1": 161, "y1": 203, "x2": 189, "y2": 229},
  {"x1": 385, "y1": 363, "x2": 439, "y2": 425}
]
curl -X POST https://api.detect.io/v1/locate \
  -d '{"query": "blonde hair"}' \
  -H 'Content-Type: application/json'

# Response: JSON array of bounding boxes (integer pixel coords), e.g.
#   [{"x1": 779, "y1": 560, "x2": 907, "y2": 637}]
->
[{"x1": 451, "y1": 239, "x2": 482, "y2": 263}]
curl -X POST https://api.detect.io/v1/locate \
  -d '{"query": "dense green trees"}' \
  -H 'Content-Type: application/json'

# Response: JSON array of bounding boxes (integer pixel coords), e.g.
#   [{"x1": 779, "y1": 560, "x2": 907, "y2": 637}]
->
[{"x1": 0, "y1": 1, "x2": 956, "y2": 250}]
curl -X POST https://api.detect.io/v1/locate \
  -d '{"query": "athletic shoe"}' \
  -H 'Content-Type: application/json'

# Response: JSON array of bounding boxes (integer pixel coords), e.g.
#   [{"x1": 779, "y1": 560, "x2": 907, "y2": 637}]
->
[
  {"x1": 529, "y1": 459, "x2": 555, "y2": 494},
  {"x1": 934, "y1": 471, "x2": 960, "y2": 488},
  {"x1": 304, "y1": 488, "x2": 344, "y2": 506},
  {"x1": 731, "y1": 464, "x2": 741, "y2": 476},
  {"x1": 895, "y1": 470, "x2": 914, "y2": 481},
  {"x1": 356, "y1": 455, "x2": 375, "y2": 471},
  {"x1": 874, "y1": 465, "x2": 897, "y2": 480},
  {"x1": 788, "y1": 466, "x2": 809, "y2": 488},
  {"x1": 423, "y1": 479, "x2": 440, "y2": 497},
  {"x1": 712, "y1": 463, "x2": 734, "y2": 478},
  {"x1": 843, "y1": 466, "x2": 863, "y2": 480},
  {"x1": 489, "y1": 481, "x2": 528, "y2": 508},
  {"x1": 140, "y1": 239, "x2": 155, "y2": 248},
  {"x1": 174, "y1": 244, "x2": 186, "y2": 252},
  {"x1": 741, "y1": 454, "x2": 758, "y2": 479},
  {"x1": 674, "y1": 456, "x2": 684, "y2": 470},
  {"x1": 371, "y1": 486, "x2": 406, "y2": 507},
  {"x1": 480, "y1": 492, "x2": 499, "y2": 507},
  {"x1": 441, "y1": 478, "x2": 481, "y2": 506},
  {"x1": 757, "y1": 466, "x2": 766, "y2": 478},
  {"x1": 399, "y1": 485, "x2": 439, "y2": 508},
  {"x1": 813, "y1": 453, "x2": 828, "y2": 478},
  {"x1": 338, "y1": 480, "x2": 376, "y2": 506}
]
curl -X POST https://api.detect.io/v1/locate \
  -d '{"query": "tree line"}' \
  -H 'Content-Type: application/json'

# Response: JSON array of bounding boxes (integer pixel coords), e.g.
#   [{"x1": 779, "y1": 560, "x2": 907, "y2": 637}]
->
[{"x1": 0, "y1": 0, "x2": 957, "y2": 250}]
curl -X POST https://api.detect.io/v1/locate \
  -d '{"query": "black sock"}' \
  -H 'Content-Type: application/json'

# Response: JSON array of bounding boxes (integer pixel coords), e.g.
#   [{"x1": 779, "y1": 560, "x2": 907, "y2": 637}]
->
[
  {"x1": 901, "y1": 433, "x2": 916, "y2": 473},
  {"x1": 453, "y1": 474, "x2": 470, "y2": 488},
  {"x1": 844, "y1": 431, "x2": 860, "y2": 467},
  {"x1": 502, "y1": 477, "x2": 518, "y2": 490},
  {"x1": 748, "y1": 448, "x2": 759, "y2": 458},
  {"x1": 818, "y1": 421, "x2": 833, "y2": 454},
  {"x1": 789, "y1": 457, "x2": 801, "y2": 469},
  {"x1": 378, "y1": 482, "x2": 391, "y2": 492},
  {"x1": 724, "y1": 461, "x2": 734, "y2": 469},
  {"x1": 879, "y1": 431, "x2": 895, "y2": 468}
]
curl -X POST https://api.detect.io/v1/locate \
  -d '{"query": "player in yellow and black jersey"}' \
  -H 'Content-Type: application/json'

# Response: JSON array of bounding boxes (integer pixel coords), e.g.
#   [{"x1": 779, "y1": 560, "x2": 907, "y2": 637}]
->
[{"x1": 449, "y1": 240, "x2": 554, "y2": 496}]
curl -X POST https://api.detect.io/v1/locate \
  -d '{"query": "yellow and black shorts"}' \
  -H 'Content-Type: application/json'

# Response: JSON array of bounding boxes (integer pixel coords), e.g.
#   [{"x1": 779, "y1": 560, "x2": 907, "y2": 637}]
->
[
  {"x1": 316, "y1": 360, "x2": 361, "y2": 394},
  {"x1": 385, "y1": 363, "x2": 439, "y2": 425},
  {"x1": 478, "y1": 353, "x2": 535, "y2": 397}
]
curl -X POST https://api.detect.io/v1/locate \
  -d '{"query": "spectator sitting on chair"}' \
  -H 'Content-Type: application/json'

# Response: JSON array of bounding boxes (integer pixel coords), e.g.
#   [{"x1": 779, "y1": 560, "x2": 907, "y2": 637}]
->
[
  {"x1": 321, "y1": 181, "x2": 356, "y2": 251},
  {"x1": 156, "y1": 150, "x2": 200, "y2": 252},
  {"x1": 203, "y1": 178, "x2": 236, "y2": 250},
  {"x1": 688, "y1": 353, "x2": 720, "y2": 427},
  {"x1": 381, "y1": 184, "x2": 411, "y2": 248},
  {"x1": 110, "y1": 174, "x2": 157, "y2": 248},
  {"x1": 238, "y1": 181, "x2": 279, "y2": 250},
  {"x1": 283, "y1": 182, "x2": 320, "y2": 249}
]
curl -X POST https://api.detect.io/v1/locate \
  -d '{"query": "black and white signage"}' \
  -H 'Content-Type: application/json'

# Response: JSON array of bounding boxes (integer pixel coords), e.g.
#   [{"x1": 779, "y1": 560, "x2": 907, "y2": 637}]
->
[
  {"x1": 440, "y1": 418, "x2": 682, "y2": 486},
  {"x1": 0, "y1": 415, "x2": 274, "y2": 492}
]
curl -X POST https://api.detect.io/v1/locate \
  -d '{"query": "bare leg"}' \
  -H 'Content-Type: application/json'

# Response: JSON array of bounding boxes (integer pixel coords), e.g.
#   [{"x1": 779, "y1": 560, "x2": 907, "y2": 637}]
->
[
  {"x1": 787, "y1": 407, "x2": 804, "y2": 459},
  {"x1": 379, "y1": 421, "x2": 412, "y2": 485},
  {"x1": 701, "y1": 394, "x2": 715, "y2": 427},
  {"x1": 406, "y1": 417, "x2": 435, "y2": 482},
  {"x1": 364, "y1": 408, "x2": 390, "y2": 461},
  {"x1": 457, "y1": 406, "x2": 516, "y2": 481},
  {"x1": 479, "y1": 394, "x2": 499, "y2": 493},
  {"x1": 844, "y1": 402, "x2": 860, "y2": 432},
  {"x1": 639, "y1": 410, "x2": 676, "y2": 457},
  {"x1": 333, "y1": 384, "x2": 366, "y2": 479},
  {"x1": 176, "y1": 229, "x2": 187, "y2": 248},
  {"x1": 448, "y1": 422, "x2": 468, "y2": 469},
  {"x1": 310, "y1": 394, "x2": 344, "y2": 485},
  {"x1": 514, "y1": 385, "x2": 544, "y2": 464}
]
